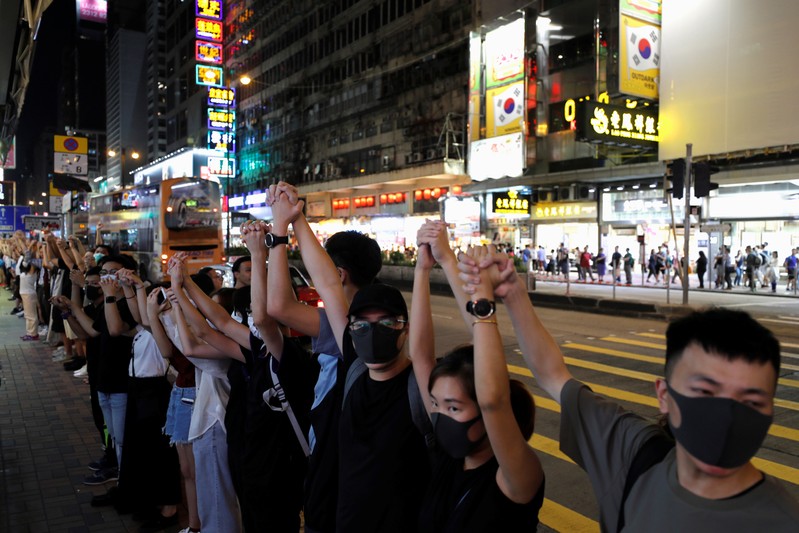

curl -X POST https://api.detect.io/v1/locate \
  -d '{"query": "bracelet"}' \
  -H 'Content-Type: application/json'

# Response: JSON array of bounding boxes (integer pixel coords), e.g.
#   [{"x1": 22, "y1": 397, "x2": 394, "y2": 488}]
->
[
  {"x1": 126, "y1": 295, "x2": 135, "y2": 300},
  {"x1": 472, "y1": 319, "x2": 498, "y2": 326}
]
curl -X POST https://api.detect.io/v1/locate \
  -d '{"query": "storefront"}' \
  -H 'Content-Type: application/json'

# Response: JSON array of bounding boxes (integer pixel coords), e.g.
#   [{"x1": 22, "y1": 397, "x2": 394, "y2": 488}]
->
[
  {"x1": 532, "y1": 201, "x2": 599, "y2": 254},
  {"x1": 486, "y1": 190, "x2": 532, "y2": 252}
]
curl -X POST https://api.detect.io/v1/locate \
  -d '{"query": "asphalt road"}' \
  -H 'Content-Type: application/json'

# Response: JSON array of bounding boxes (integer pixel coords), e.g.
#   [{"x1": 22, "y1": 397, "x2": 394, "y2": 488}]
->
[{"x1": 417, "y1": 291, "x2": 799, "y2": 533}]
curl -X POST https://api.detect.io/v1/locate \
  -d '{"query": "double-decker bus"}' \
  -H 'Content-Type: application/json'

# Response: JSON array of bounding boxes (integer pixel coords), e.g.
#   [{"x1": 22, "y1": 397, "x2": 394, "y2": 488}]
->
[{"x1": 89, "y1": 177, "x2": 224, "y2": 282}]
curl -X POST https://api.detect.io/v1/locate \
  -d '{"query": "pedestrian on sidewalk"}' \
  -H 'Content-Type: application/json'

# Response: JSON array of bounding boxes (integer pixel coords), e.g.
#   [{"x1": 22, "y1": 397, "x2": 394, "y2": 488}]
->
[
  {"x1": 594, "y1": 248, "x2": 607, "y2": 283},
  {"x1": 765, "y1": 251, "x2": 780, "y2": 293},
  {"x1": 623, "y1": 248, "x2": 634, "y2": 285},
  {"x1": 696, "y1": 251, "x2": 708, "y2": 289},
  {"x1": 647, "y1": 249, "x2": 659, "y2": 283},
  {"x1": 19, "y1": 249, "x2": 40, "y2": 341},
  {"x1": 557, "y1": 243, "x2": 570, "y2": 281},
  {"x1": 735, "y1": 249, "x2": 745, "y2": 286},
  {"x1": 580, "y1": 246, "x2": 595, "y2": 283},
  {"x1": 611, "y1": 246, "x2": 622, "y2": 284},
  {"x1": 745, "y1": 246, "x2": 760, "y2": 292},
  {"x1": 784, "y1": 248, "x2": 797, "y2": 292}
]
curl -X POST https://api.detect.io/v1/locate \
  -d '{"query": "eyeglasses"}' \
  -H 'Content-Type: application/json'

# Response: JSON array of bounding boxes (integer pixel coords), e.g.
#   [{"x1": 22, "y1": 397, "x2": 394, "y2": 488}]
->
[
  {"x1": 348, "y1": 317, "x2": 407, "y2": 333},
  {"x1": 98, "y1": 269, "x2": 119, "y2": 276}
]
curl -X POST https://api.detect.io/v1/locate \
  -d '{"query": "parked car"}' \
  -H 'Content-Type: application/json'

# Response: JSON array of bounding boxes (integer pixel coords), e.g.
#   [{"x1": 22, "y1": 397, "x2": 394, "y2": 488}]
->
[{"x1": 206, "y1": 262, "x2": 322, "y2": 338}]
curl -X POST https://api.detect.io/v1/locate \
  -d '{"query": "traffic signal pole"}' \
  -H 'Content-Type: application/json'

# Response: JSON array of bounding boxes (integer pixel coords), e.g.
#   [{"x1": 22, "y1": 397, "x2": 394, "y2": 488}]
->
[{"x1": 683, "y1": 144, "x2": 692, "y2": 305}]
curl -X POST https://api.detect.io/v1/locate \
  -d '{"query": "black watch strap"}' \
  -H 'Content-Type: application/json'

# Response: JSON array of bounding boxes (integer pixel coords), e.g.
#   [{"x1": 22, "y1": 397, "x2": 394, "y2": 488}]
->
[{"x1": 266, "y1": 233, "x2": 289, "y2": 248}]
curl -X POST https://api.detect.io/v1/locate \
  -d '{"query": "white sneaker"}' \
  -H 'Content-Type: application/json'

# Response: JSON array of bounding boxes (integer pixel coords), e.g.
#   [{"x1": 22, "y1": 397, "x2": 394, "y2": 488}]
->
[
  {"x1": 38, "y1": 326, "x2": 49, "y2": 337},
  {"x1": 73, "y1": 365, "x2": 88, "y2": 378}
]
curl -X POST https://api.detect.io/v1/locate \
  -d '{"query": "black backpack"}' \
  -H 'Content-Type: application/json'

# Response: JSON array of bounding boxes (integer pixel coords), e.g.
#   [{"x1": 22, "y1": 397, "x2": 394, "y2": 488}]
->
[{"x1": 616, "y1": 430, "x2": 675, "y2": 532}]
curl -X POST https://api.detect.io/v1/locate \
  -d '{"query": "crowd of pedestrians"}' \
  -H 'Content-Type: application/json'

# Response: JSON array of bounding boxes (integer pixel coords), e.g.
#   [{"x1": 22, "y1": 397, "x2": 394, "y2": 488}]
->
[{"x1": 6, "y1": 181, "x2": 799, "y2": 531}]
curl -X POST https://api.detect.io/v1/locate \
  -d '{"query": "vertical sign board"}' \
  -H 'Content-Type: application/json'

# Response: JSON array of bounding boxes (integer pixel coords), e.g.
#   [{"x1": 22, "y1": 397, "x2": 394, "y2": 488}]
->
[
  {"x1": 53, "y1": 135, "x2": 89, "y2": 176},
  {"x1": 1, "y1": 136, "x2": 16, "y2": 169},
  {"x1": 618, "y1": 0, "x2": 662, "y2": 100}
]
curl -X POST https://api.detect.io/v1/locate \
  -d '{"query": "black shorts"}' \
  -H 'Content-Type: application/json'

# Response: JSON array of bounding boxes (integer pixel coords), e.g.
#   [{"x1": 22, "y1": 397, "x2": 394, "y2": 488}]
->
[{"x1": 788, "y1": 268, "x2": 796, "y2": 280}]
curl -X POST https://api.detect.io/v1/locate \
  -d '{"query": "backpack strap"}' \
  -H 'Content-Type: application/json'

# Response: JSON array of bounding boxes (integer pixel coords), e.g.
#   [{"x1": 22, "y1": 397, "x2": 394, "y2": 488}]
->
[
  {"x1": 616, "y1": 431, "x2": 674, "y2": 532},
  {"x1": 341, "y1": 357, "x2": 368, "y2": 410},
  {"x1": 262, "y1": 355, "x2": 311, "y2": 457},
  {"x1": 407, "y1": 371, "x2": 436, "y2": 449}
]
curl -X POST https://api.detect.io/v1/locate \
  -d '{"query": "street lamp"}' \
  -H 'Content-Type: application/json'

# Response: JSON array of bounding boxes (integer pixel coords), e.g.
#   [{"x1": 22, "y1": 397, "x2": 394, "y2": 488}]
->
[{"x1": 108, "y1": 147, "x2": 141, "y2": 187}]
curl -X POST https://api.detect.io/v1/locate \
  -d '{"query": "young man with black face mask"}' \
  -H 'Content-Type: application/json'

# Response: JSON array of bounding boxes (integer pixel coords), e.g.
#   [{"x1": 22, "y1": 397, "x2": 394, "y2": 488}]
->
[
  {"x1": 268, "y1": 182, "x2": 432, "y2": 533},
  {"x1": 459, "y1": 248, "x2": 799, "y2": 531}
]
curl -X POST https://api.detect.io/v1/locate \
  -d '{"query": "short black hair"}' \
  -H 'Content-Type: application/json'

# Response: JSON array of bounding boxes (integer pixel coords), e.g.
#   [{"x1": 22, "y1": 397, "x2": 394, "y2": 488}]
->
[
  {"x1": 198, "y1": 266, "x2": 215, "y2": 276},
  {"x1": 325, "y1": 231, "x2": 382, "y2": 288},
  {"x1": 232, "y1": 255, "x2": 251, "y2": 273},
  {"x1": 86, "y1": 266, "x2": 102, "y2": 277},
  {"x1": 95, "y1": 245, "x2": 112, "y2": 255},
  {"x1": 232, "y1": 285, "x2": 251, "y2": 320},
  {"x1": 99, "y1": 254, "x2": 137, "y2": 271},
  {"x1": 429, "y1": 345, "x2": 536, "y2": 440},
  {"x1": 190, "y1": 273, "x2": 215, "y2": 296},
  {"x1": 665, "y1": 308, "x2": 781, "y2": 382}
]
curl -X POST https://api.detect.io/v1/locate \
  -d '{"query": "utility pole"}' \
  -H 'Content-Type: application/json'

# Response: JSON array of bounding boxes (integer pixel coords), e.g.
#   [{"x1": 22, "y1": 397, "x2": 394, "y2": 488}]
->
[{"x1": 682, "y1": 144, "x2": 692, "y2": 305}]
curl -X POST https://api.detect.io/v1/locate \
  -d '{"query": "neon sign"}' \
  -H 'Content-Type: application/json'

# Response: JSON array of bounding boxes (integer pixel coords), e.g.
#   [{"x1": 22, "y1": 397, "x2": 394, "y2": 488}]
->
[
  {"x1": 196, "y1": 18, "x2": 222, "y2": 41},
  {"x1": 207, "y1": 130, "x2": 235, "y2": 152},
  {"x1": 576, "y1": 101, "x2": 659, "y2": 150},
  {"x1": 208, "y1": 108, "x2": 235, "y2": 130},
  {"x1": 196, "y1": 0, "x2": 222, "y2": 20},
  {"x1": 196, "y1": 65, "x2": 223, "y2": 87},
  {"x1": 208, "y1": 87, "x2": 235, "y2": 107},
  {"x1": 196, "y1": 40, "x2": 223, "y2": 64}
]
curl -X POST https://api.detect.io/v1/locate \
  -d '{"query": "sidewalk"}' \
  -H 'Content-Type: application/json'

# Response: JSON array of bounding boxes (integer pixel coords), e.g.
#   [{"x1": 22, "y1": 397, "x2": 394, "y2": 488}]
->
[{"x1": 0, "y1": 296, "x2": 158, "y2": 532}]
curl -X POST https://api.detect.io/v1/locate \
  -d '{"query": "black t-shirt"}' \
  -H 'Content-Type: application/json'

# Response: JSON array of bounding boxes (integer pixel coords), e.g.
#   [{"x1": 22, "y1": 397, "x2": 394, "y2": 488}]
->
[
  {"x1": 337, "y1": 364, "x2": 431, "y2": 533},
  {"x1": 83, "y1": 303, "x2": 102, "y2": 386},
  {"x1": 418, "y1": 453, "x2": 544, "y2": 533},
  {"x1": 237, "y1": 332, "x2": 315, "y2": 532},
  {"x1": 92, "y1": 299, "x2": 136, "y2": 394}
]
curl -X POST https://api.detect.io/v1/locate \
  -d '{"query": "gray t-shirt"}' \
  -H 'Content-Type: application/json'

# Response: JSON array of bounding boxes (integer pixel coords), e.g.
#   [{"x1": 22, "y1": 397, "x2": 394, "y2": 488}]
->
[{"x1": 559, "y1": 379, "x2": 799, "y2": 532}]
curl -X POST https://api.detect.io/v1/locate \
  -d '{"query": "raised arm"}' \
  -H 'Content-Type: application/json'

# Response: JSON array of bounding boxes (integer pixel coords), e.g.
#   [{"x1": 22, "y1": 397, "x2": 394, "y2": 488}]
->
[
  {"x1": 51, "y1": 295, "x2": 91, "y2": 339},
  {"x1": 118, "y1": 269, "x2": 143, "y2": 325},
  {"x1": 170, "y1": 254, "x2": 250, "y2": 348},
  {"x1": 266, "y1": 207, "x2": 321, "y2": 338},
  {"x1": 409, "y1": 222, "x2": 443, "y2": 411},
  {"x1": 55, "y1": 239, "x2": 76, "y2": 270},
  {"x1": 459, "y1": 250, "x2": 572, "y2": 403},
  {"x1": 242, "y1": 221, "x2": 285, "y2": 360},
  {"x1": 465, "y1": 245, "x2": 543, "y2": 504},
  {"x1": 271, "y1": 182, "x2": 349, "y2": 353},
  {"x1": 66, "y1": 270, "x2": 101, "y2": 337},
  {"x1": 145, "y1": 290, "x2": 176, "y2": 359},
  {"x1": 167, "y1": 289, "x2": 244, "y2": 362},
  {"x1": 99, "y1": 278, "x2": 134, "y2": 337}
]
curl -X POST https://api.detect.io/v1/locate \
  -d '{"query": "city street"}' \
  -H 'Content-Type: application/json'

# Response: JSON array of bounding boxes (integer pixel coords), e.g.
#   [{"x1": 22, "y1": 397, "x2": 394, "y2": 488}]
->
[{"x1": 1, "y1": 288, "x2": 797, "y2": 532}]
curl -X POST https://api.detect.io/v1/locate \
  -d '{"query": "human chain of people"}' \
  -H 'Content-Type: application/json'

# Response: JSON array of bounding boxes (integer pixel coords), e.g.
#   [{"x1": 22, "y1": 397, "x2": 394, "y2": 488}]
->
[{"x1": 0, "y1": 180, "x2": 797, "y2": 532}]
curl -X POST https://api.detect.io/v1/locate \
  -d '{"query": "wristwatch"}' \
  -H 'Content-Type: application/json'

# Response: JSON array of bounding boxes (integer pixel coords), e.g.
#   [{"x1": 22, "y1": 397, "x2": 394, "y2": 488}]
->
[
  {"x1": 466, "y1": 298, "x2": 496, "y2": 319},
  {"x1": 264, "y1": 233, "x2": 289, "y2": 248},
  {"x1": 105, "y1": 296, "x2": 116, "y2": 304}
]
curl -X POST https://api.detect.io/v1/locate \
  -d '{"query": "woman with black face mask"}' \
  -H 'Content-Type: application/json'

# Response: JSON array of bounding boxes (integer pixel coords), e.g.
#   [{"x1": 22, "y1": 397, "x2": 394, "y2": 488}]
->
[{"x1": 411, "y1": 223, "x2": 545, "y2": 533}]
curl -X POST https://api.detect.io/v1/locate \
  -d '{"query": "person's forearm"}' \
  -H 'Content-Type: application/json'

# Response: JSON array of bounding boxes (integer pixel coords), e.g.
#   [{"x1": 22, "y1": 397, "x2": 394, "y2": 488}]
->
[
  {"x1": 266, "y1": 239, "x2": 319, "y2": 337},
  {"x1": 148, "y1": 309, "x2": 174, "y2": 358},
  {"x1": 249, "y1": 248, "x2": 269, "y2": 330},
  {"x1": 66, "y1": 315, "x2": 89, "y2": 339},
  {"x1": 409, "y1": 264, "x2": 436, "y2": 410},
  {"x1": 183, "y1": 275, "x2": 232, "y2": 330},
  {"x1": 439, "y1": 250, "x2": 475, "y2": 328},
  {"x1": 70, "y1": 305, "x2": 100, "y2": 337},
  {"x1": 104, "y1": 299, "x2": 128, "y2": 336},
  {"x1": 502, "y1": 277, "x2": 571, "y2": 401},
  {"x1": 123, "y1": 285, "x2": 142, "y2": 325}
]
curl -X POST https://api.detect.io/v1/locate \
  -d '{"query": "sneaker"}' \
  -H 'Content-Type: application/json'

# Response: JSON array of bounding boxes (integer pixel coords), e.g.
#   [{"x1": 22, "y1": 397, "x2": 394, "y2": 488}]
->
[
  {"x1": 88, "y1": 455, "x2": 114, "y2": 472},
  {"x1": 20, "y1": 335, "x2": 39, "y2": 341},
  {"x1": 37, "y1": 326, "x2": 48, "y2": 337},
  {"x1": 9, "y1": 306, "x2": 21, "y2": 314},
  {"x1": 73, "y1": 365, "x2": 88, "y2": 378},
  {"x1": 83, "y1": 468, "x2": 118, "y2": 486},
  {"x1": 16, "y1": 311, "x2": 25, "y2": 317}
]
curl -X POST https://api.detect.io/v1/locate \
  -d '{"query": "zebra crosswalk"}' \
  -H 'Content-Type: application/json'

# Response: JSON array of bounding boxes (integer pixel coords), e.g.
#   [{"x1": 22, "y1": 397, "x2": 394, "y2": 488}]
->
[{"x1": 504, "y1": 328, "x2": 799, "y2": 533}]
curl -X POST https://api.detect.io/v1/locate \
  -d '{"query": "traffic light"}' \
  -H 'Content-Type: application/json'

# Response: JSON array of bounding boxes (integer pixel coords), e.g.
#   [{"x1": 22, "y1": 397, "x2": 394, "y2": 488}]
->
[
  {"x1": 694, "y1": 162, "x2": 719, "y2": 197},
  {"x1": 669, "y1": 158, "x2": 685, "y2": 199}
]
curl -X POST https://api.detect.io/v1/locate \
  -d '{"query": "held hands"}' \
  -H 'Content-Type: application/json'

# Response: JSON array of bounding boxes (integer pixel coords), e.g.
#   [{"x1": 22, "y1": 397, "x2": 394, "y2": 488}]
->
[
  {"x1": 241, "y1": 220, "x2": 269, "y2": 256},
  {"x1": 70, "y1": 269, "x2": 86, "y2": 287},
  {"x1": 99, "y1": 276, "x2": 118, "y2": 296},
  {"x1": 50, "y1": 295, "x2": 73, "y2": 311},
  {"x1": 458, "y1": 245, "x2": 519, "y2": 299},
  {"x1": 268, "y1": 181, "x2": 304, "y2": 232},
  {"x1": 167, "y1": 253, "x2": 188, "y2": 287},
  {"x1": 417, "y1": 219, "x2": 454, "y2": 266},
  {"x1": 117, "y1": 268, "x2": 143, "y2": 289}
]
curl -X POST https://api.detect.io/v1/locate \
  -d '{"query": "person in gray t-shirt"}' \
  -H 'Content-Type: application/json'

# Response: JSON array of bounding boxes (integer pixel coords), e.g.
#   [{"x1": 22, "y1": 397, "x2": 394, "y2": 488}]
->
[{"x1": 457, "y1": 249, "x2": 799, "y2": 532}]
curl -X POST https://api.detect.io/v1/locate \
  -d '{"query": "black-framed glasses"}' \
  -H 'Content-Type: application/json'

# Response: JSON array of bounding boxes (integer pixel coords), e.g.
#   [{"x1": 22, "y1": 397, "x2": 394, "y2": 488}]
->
[
  {"x1": 98, "y1": 268, "x2": 119, "y2": 276},
  {"x1": 348, "y1": 317, "x2": 407, "y2": 333}
]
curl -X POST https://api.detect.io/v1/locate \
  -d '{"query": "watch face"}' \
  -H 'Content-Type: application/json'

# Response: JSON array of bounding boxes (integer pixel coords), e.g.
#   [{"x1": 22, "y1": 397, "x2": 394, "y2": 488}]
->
[
  {"x1": 474, "y1": 299, "x2": 492, "y2": 317},
  {"x1": 265, "y1": 233, "x2": 275, "y2": 247}
]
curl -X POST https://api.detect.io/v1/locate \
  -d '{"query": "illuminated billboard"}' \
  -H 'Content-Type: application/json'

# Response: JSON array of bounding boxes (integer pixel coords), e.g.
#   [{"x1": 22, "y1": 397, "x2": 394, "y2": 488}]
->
[
  {"x1": 196, "y1": 65, "x2": 223, "y2": 87},
  {"x1": 208, "y1": 130, "x2": 236, "y2": 152},
  {"x1": 208, "y1": 87, "x2": 235, "y2": 107},
  {"x1": 196, "y1": 18, "x2": 222, "y2": 41},
  {"x1": 208, "y1": 108, "x2": 235, "y2": 130},
  {"x1": 196, "y1": 0, "x2": 222, "y2": 20},
  {"x1": 618, "y1": 0, "x2": 661, "y2": 101},
  {"x1": 77, "y1": 0, "x2": 107, "y2": 24},
  {"x1": 468, "y1": 133, "x2": 524, "y2": 181},
  {"x1": 196, "y1": 40, "x2": 223, "y2": 64},
  {"x1": 575, "y1": 101, "x2": 659, "y2": 149},
  {"x1": 485, "y1": 81, "x2": 524, "y2": 137},
  {"x1": 484, "y1": 19, "x2": 524, "y2": 89},
  {"x1": 207, "y1": 156, "x2": 235, "y2": 177}
]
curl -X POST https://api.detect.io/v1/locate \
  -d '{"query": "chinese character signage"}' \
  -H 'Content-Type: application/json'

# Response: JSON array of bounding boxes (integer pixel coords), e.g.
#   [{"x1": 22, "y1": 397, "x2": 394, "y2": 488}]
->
[
  {"x1": 196, "y1": 18, "x2": 222, "y2": 41},
  {"x1": 491, "y1": 190, "x2": 530, "y2": 216},
  {"x1": 208, "y1": 108, "x2": 235, "y2": 130},
  {"x1": 53, "y1": 135, "x2": 89, "y2": 176},
  {"x1": 576, "y1": 101, "x2": 659, "y2": 150},
  {"x1": 484, "y1": 19, "x2": 524, "y2": 89},
  {"x1": 532, "y1": 202, "x2": 597, "y2": 221},
  {"x1": 208, "y1": 87, "x2": 235, "y2": 107},
  {"x1": 207, "y1": 156, "x2": 235, "y2": 177},
  {"x1": 208, "y1": 130, "x2": 236, "y2": 152},
  {"x1": 196, "y1": 0, "x2": 222, "y2": 19},
  {"x1": 196, "y1": 40, "x2": 223, "y2": 64},
  {"x1": 196, "y1": 65, "x2": 223, "y2": 87}
]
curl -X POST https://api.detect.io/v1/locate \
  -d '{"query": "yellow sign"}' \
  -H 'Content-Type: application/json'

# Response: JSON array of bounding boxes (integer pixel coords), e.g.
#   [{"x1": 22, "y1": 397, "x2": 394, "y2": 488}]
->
[
  {"x1": 53, "y1": 135, "x2": 88, "y2": 154},
  {"x1": 532, "y1": 202, "x2": 597, "y2": 221},
  {"x1": 485, "y1": 81, "x2": 524, "y2": 138},
  {"x1": 619, "y1": 14, "x2": 660, "y2": 99},
  {"x1": 492, "y1": 190, "x2": 530, "y2": 216}
]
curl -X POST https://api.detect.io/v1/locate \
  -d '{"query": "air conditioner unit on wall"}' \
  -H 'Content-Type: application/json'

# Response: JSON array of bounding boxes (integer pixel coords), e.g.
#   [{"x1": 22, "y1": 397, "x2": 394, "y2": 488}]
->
[{"x1": 412, "y1": 152, "x2": 422, "y2": 162}]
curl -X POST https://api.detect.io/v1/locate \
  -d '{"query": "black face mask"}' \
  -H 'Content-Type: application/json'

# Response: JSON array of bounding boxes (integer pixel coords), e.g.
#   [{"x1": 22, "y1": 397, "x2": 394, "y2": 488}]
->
[
  {"x1": 667, "y1": 383, "x2": 773, "y2": 468},
  {"x1": 350, "y1": 322, "x2": 403, "y2": 364},
  {"x1": 86, "y1": 286, "x2": 102, "y2": 302},
  {"x1": 432, "y1": 412, "x2": 486, "y2": 459}
]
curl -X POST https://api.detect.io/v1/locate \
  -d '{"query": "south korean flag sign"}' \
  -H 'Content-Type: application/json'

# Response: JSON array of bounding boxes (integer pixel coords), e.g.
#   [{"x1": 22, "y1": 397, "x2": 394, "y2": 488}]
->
[
  {"x1": 488, "y1": 81, "x2": 524, "y2": 137},
  {"x1": 627, "y1": 24, "x2": 660, "y2": 71}
]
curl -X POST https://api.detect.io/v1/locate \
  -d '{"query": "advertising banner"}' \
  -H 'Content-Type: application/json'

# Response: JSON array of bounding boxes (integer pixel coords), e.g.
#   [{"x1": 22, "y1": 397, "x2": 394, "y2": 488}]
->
[
  {"x1": 619, "y1": 13, "x2": 660, "y2": 99},
  {"x1": 1, "y1": 136, "x2": 15, "y2": 169},
  {"x1": 468, "y1": 133, "x2": 524, "y2": 181},
  {"x1": 484, "y1": 19, "x2": 525, "y2": 89},
  {"x1": 575, "y1": 101, "x2": 659, "y2": 149},
  {"x1": 485, "y1": 81, "x2": 524, "y2": 138}
]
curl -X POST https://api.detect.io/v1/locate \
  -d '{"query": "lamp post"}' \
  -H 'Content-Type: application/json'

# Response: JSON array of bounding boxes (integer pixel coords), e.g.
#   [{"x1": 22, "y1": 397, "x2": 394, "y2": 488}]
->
[{"x1": 107, "y1": 147, "x2": 140, "y2": 188}]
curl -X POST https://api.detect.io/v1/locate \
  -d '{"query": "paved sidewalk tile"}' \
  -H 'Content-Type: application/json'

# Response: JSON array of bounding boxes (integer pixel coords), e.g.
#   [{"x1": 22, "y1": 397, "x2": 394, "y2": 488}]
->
[{"x1": 0, "y1": 295, "x2": 184, "y2": 532}]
